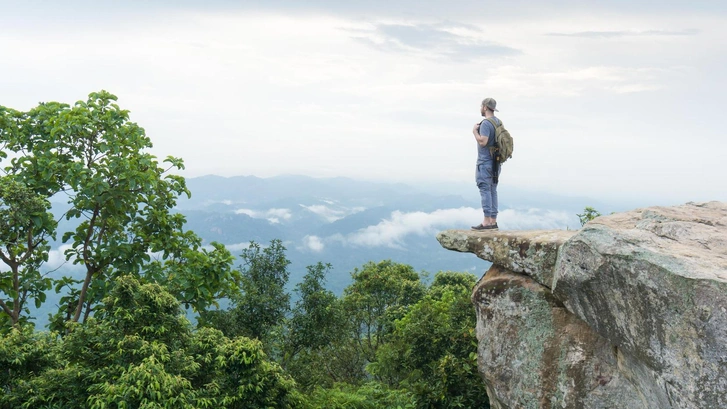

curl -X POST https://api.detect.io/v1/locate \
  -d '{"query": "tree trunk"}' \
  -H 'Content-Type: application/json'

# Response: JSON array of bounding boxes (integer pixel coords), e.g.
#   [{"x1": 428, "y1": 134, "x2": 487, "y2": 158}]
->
[
  {"x1": 72, "y1": 268, "x2": 94, "y2": 323},
  {"x1": 12, "y1": 265, "x2": 20, "y2": 326}
]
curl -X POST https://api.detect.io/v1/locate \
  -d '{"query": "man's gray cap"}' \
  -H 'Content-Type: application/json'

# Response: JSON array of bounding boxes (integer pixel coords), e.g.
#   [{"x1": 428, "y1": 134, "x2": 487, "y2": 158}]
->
[{"x1": 482, "y1": 97, "x2": 499, "y2": 112}]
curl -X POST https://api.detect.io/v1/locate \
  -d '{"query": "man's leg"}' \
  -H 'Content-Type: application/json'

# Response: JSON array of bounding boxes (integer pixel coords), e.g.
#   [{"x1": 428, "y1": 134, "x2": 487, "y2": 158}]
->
[
  {"x1": 490, "y1": 164, "x2": 500, "y2": 226},
  {"x1": 491, "y1": 181, "x2": 498, "y2": 224},
  {"x1": 476, "y1": 164, "x2": 494, "y2": 225}
]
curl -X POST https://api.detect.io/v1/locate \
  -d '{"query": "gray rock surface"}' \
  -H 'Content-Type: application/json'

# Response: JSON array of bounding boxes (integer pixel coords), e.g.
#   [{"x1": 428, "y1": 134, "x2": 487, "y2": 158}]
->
[
  {"x1": 472, "y1": 264, "x2": 643, "y2": 409},
  {"x1": 553, "y1": 201, "x2": 727, "y2": 409},
  {"x1": 436, "y1": 229, "x2": 575, "y2": 287},
  {"x1": 437, "y1": 201, "x2": 727, "y2": 409}
]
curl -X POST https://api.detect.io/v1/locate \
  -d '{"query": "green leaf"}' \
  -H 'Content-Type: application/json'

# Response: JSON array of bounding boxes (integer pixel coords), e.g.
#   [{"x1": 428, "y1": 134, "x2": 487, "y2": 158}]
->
[{"x1": 28, "y1": 215, "x2": 40, "y2": 228}]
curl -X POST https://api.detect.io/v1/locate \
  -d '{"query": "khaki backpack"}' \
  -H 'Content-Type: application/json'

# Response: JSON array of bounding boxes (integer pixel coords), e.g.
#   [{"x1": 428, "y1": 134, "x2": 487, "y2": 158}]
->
[{"x1": 486, "y1": 118, "x2": 513, "y2": 164}]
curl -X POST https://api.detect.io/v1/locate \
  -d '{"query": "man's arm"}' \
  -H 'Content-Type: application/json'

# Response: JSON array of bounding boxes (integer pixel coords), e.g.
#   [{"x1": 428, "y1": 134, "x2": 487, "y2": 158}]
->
[{"x1": 473, "y1": 122, "x2": 489, "y2": 147}]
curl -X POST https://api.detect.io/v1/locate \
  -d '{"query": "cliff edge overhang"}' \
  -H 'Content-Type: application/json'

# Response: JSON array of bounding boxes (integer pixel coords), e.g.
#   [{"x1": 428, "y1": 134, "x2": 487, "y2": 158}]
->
[{"x1": 437, "y1": 201, "x2": 727, "y2": 409}]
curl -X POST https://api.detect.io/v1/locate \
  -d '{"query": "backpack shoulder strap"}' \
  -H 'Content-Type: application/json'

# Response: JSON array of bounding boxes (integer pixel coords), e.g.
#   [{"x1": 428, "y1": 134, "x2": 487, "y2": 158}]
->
[{"x1": 485, "y1": 117, "x2": 501, "y2": 128}]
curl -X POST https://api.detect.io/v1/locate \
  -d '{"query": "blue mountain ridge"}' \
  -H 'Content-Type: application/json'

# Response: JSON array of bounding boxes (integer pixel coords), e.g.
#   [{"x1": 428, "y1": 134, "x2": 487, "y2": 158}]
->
[{"x1": 31, "y1": 174, "x2": 633, "y2": 328}]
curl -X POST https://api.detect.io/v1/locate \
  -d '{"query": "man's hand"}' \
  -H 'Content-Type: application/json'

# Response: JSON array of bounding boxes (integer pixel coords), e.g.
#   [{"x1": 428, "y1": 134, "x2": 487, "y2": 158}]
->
[{"x1": 473, "y1": 123, "x2": 480, "y2": 135}]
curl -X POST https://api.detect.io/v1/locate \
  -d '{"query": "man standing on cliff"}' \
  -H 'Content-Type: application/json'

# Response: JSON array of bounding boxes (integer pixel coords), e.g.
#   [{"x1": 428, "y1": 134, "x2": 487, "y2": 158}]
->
[{"x1": 472, "y1": 97, "x2": 501, "y2": 230}]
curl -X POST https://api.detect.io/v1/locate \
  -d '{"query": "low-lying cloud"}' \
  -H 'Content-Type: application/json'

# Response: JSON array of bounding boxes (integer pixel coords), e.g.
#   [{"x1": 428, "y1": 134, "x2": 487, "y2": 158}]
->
[
  {"x1": 346, "y1": 207, "x2": 478, "y2": 248},
  {"x1": 301, "y1": 204, "x2": 343, "y2": 222},
  {"x1": 235, "y1": 208, "x2": 292, "y2": 224},
  {"x1": 497, "y1": 208, "x2": 575, "y2": 230},
  {"x1": 325, "y1": 207, "x2": 576, "y2": 248},
  {"x1": 300, "y1": 203, "x2": 366, "y2": 223},
  {"x1": 302, "y1": 235, "x2": 325, "y2": 252}
]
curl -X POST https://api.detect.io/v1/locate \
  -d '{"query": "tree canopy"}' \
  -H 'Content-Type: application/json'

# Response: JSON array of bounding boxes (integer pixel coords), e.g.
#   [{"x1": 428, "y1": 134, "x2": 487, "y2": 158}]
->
[
  {"x1": 0, "y1": 276, "x2": 301, "y2": 409},
  {"x1": 0, "y1": 91, "x2": 239, "y2": 328}
]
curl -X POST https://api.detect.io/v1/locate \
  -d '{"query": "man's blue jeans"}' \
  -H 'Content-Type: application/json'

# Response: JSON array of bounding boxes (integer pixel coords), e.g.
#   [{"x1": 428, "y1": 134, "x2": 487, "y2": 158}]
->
[{"x1": 476, "y1": 162, "x2": 498, "y2": 218}]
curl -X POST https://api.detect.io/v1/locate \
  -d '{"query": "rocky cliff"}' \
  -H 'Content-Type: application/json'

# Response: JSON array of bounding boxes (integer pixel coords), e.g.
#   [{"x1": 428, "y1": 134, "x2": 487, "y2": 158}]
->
[{"x1": 437, "y1": 201, "x2": 727, "y2": 409}]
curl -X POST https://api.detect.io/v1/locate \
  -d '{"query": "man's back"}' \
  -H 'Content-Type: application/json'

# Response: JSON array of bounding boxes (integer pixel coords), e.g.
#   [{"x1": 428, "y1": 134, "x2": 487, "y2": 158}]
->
[{"x1": 476, "y1": 116, "x2": 500, "y2": 164}]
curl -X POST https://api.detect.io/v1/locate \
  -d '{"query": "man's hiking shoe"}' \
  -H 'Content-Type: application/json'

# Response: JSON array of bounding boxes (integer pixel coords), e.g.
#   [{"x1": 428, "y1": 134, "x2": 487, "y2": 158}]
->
[{"x1": 471, "y1": 223, "x2": 498, "y2": 231}]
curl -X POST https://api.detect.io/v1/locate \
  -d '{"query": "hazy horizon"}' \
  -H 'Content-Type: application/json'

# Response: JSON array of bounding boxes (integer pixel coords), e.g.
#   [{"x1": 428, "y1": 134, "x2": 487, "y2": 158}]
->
[
  {"x1": 2, "y1": 1, "x2": 725, "y2": 205},
  {"x1": 179, "y1": 172, "x2": 704, "y2": 210}
]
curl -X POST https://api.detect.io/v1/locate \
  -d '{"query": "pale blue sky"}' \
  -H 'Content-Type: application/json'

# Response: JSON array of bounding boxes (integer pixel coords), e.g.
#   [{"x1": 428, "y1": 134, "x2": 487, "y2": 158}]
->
[{"x1": 1, "y1": 1, "x2": 725, "y2": 204}]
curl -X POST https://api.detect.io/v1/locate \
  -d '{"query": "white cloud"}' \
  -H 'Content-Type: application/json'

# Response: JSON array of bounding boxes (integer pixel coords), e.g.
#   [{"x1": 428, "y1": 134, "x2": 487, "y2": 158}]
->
[
  {"x1": 300, "y1": 204, "x2": 347, "y2": 222},
  {"x1": 546, "y1": 29, "x2": 700, "y2": 38},
  {"x1": 221, "y1": 242, "x2": 252, "y2": 252},
  {"x1": 44, "y1": 245, "x2": 85, "y2": 275},
  {"x1": 198, "y1": 199, "x2": 238, "y2": 206},
  {"x1": 350, "y1": 22, "x2": 520, "y2": 61},
  {"x1": 483, "y1": 65, "x2": 668, "y2": 98},
  {"x1": 299, "y1": 204, "x2": 365, "y2": 223},
  {"x1": 497, "y1": 208, "x2": 576, "y2": 230},
  {"x1": 346, "y1": 208, "x2": 476, "y2": 247},
  {"x1": 302, "y1": 235, "x2": 325, "y2": 252},
  {"x1": 235, "y1": 208, "x2": 292, "y2": 223},
  {"x1": 334, "y1": 207, "x2": 577, "y2": 248},
  {"x1": 267, "y1": 208, "x2": 293, "y2": 220}
]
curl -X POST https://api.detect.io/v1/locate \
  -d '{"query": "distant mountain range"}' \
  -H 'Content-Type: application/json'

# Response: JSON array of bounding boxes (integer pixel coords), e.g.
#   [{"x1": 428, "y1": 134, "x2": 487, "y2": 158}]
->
[
  {"x1": 172, "y1": 174, "x2": 629, "y2": 292},
  {"x1": 33, "y1": 174, "x2": 626, "y2": 327},
  {"x1": 176, "y1": 175, "x2": 489, "y2": 292}
]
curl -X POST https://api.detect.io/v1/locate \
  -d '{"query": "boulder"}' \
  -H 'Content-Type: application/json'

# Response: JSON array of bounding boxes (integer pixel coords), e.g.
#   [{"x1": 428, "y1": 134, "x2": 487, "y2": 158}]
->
[
  {"x1": 472, "y1": 264, "x2": 642, "y2": 409},
  {"x1": 437, "y1": 201, "x2": 727, "y2": 409},
  {"x1": 553, "y1": 201, "x2": 727, "y2": 408}
]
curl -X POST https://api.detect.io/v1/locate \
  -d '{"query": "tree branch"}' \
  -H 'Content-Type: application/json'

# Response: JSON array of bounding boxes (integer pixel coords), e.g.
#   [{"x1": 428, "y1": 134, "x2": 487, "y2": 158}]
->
[
  {"x1": 96, "y1": 219, "x2": 107, "y2": 247},
  {"x1": 0, "y1": 247, "x2": 13, "y2": 266},
  {"x1": 0, "y1": 298, "x2": 14, "y2": 322},
  {"x1": 82, "y1": 204, "x2": 100, "y2": 269},
  {"x1": 17, "y1": 287, "x2": 29, "y2": 323},
  {"x1": 17, "y1": 227, "x2": 38, "y2": 265}
]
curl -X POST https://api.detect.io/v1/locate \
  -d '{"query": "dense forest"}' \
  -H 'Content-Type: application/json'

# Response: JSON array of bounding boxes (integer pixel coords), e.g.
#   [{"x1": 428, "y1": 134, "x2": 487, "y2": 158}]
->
[{"x1": 0, "y1": 92, "x2": 489, "y2": 408}]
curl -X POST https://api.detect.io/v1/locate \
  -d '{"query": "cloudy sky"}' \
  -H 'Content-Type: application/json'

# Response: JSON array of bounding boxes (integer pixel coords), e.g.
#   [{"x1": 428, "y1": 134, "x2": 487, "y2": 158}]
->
[{"x1": 1, "y1": 1, "x2": 725, "y2": 205}]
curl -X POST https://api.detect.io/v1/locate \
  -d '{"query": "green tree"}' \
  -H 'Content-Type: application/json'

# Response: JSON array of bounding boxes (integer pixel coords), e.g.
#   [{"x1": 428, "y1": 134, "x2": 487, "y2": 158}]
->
[
  {"x1": 342, "y1": 260, "x2": 425, "y2": 364},
  {"x1": 201, "y1": 239, "x2": 291, "y2": 342},
  {"x1": 577, "y1": 206, "x2": 601, "y2": 226},
  {"x1": 427, "y1": 270, "x2": 477, "y2": 299},
  {"x1": 0, "y1": 326, "x2": 60, "y2": 407},
  {"x1": 286, "y1": 262, "x2": 345, "y2": 356},
  {"x1": 145, "y1": 240, "x2": 239, "y2": 313},
  {"x1": 0, "y1": 91, "x2": 238, "y2": 326},
  {"x1": 370, "y1": 271, "x2": 489, "y2": 409},
  {"x1": 283, "y1": 262, "x2": 350, "y2": 390},
  {"x1": 0, "y1": 177, "x2": 56, "y2": 327},
  {"x1": 1, "y1": 275, "x2": 302, "y2": 409}
]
